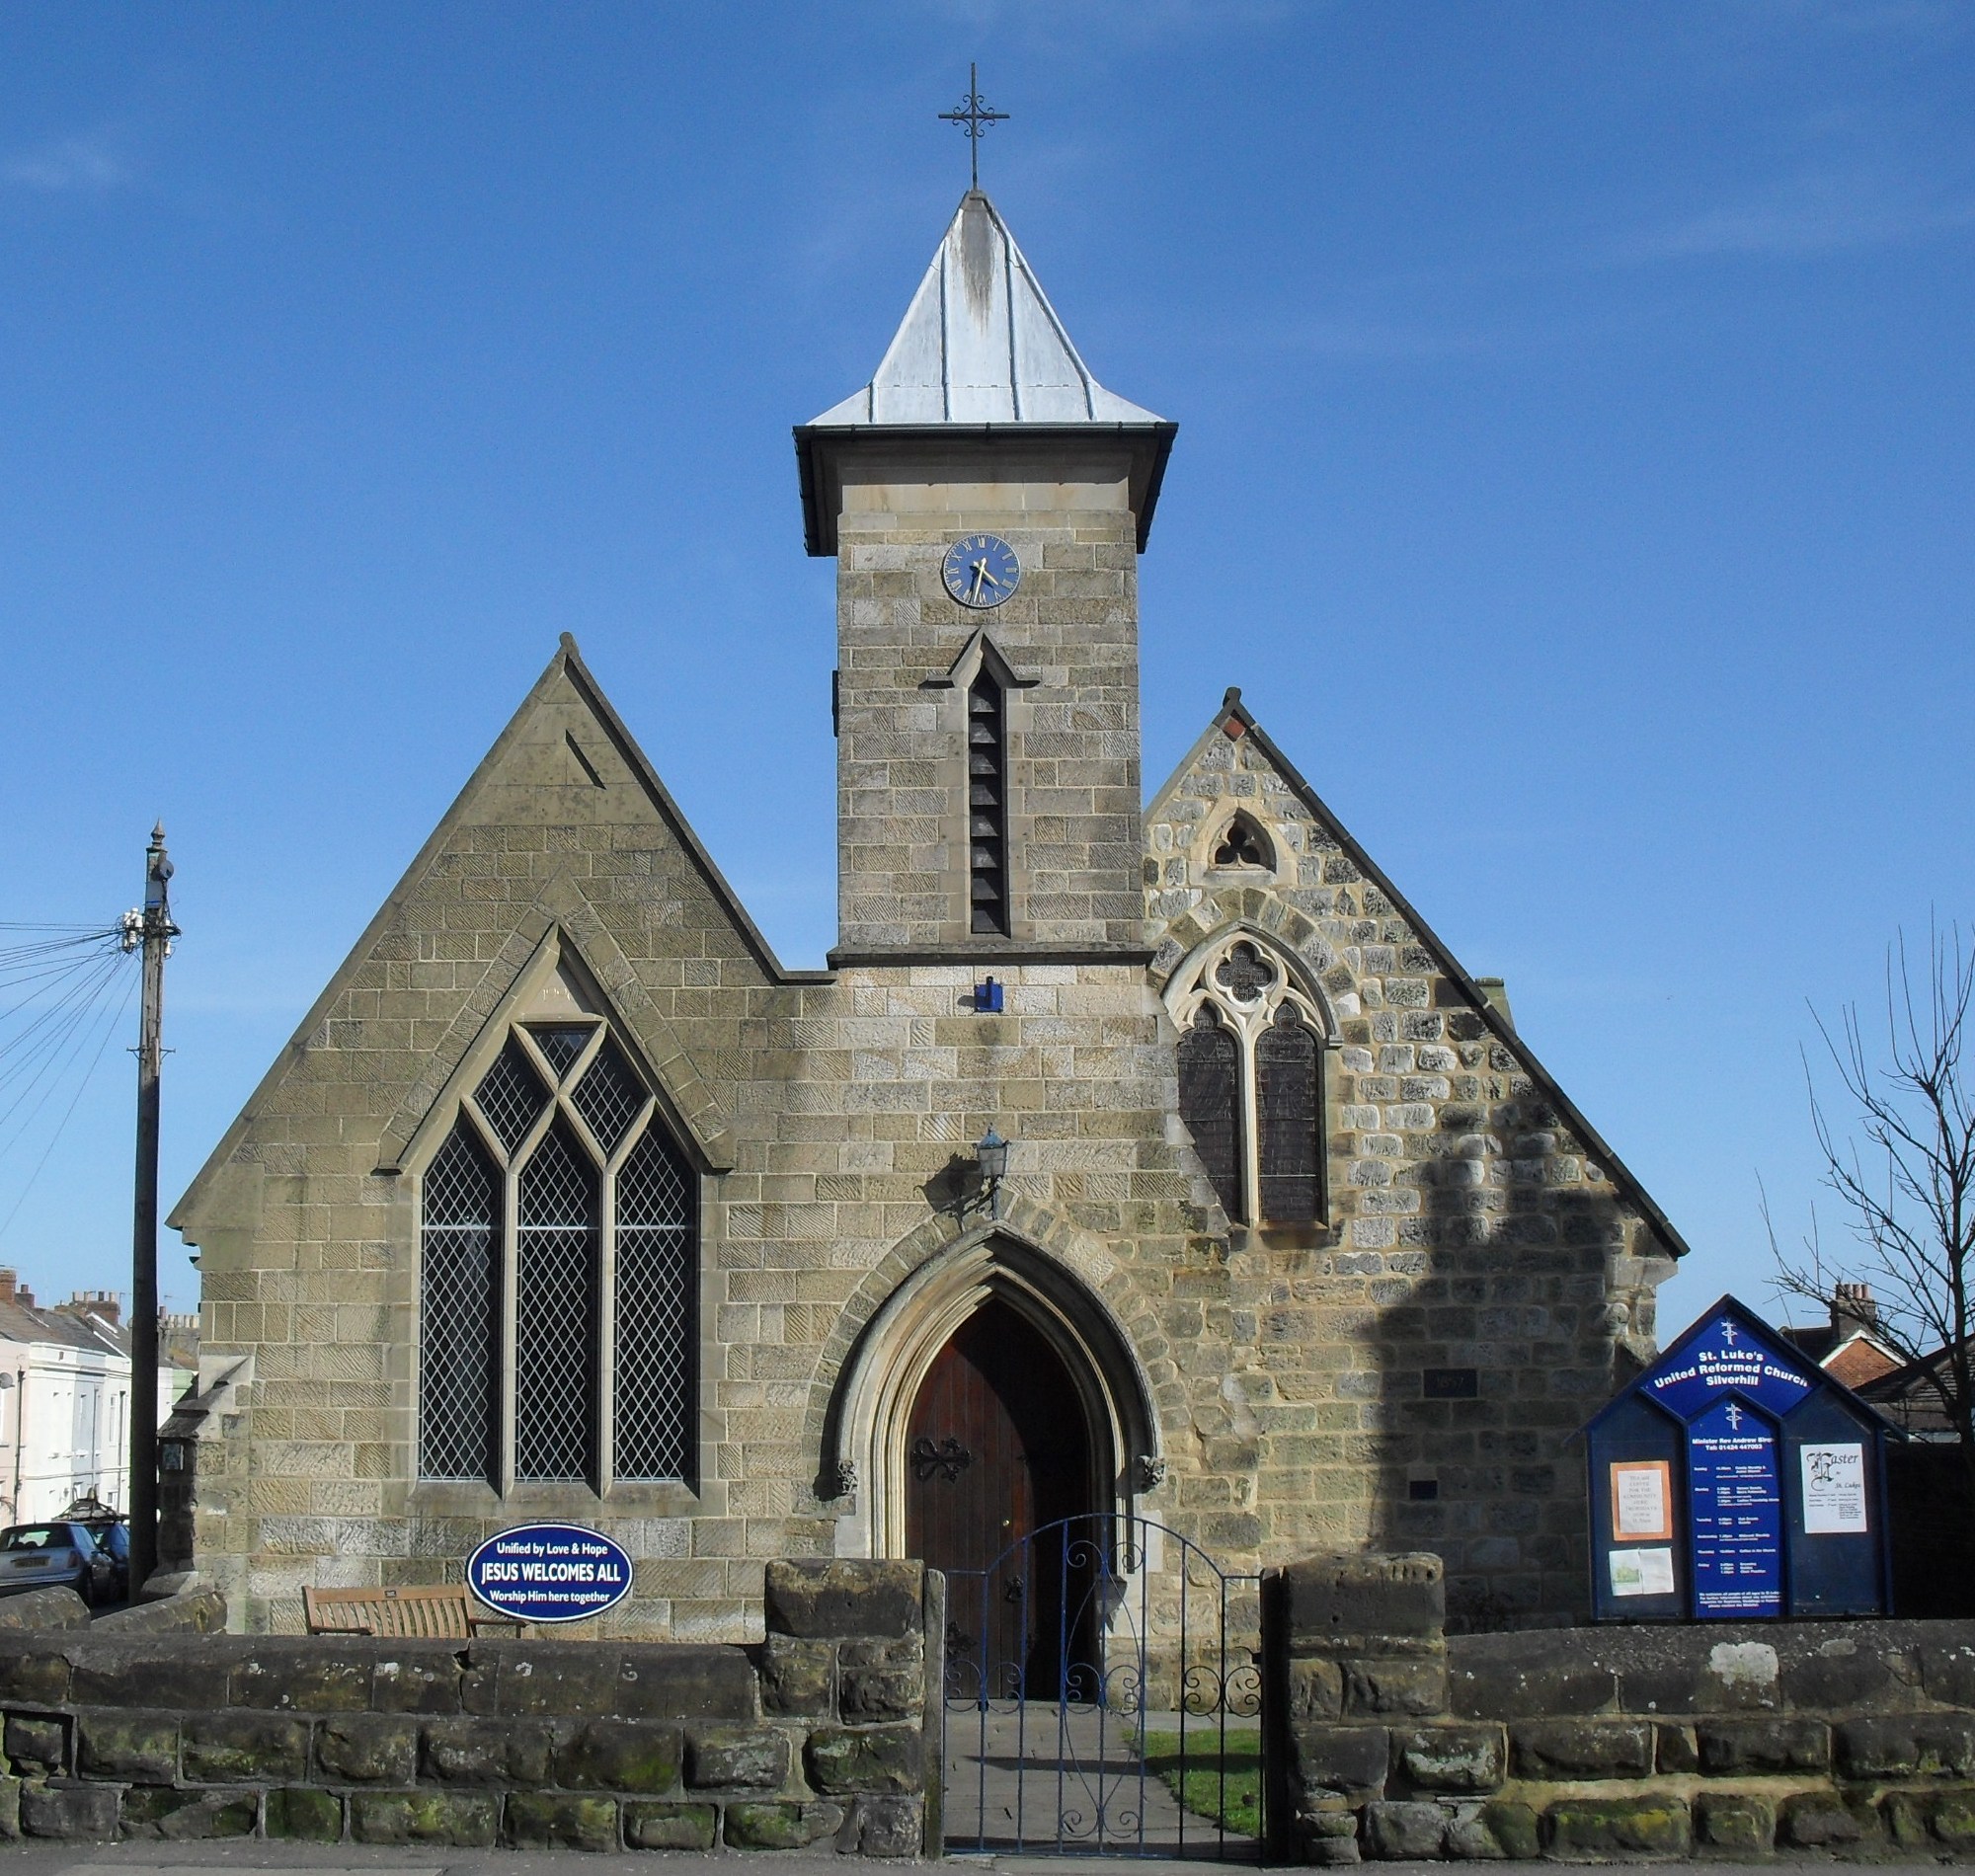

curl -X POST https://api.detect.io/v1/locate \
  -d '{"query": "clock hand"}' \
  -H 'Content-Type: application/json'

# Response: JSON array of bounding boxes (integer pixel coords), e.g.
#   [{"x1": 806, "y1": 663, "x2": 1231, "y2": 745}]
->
[{"x1": 969, "y1": 560, "x2": 988, "y2": 602}]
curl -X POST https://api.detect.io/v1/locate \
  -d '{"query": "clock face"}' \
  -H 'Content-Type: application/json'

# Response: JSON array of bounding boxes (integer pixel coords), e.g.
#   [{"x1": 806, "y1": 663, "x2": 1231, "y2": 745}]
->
[{"x1": 942, "y1": 534, "x2": 1021, "y2": 609}]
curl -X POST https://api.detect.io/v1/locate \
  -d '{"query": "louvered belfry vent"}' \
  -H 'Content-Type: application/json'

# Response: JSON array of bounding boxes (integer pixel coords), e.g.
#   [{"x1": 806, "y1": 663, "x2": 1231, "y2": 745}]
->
[
  {"x1": 418, "y1": 999, "x2": 699, "y2": 1492},
  {"x1": 968, "y1": 670, "x2": 1009, "y2": 935}
]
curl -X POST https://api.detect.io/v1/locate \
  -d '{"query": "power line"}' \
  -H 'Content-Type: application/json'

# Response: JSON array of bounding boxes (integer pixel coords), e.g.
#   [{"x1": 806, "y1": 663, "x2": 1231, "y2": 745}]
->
[
  {"x1": 0, "y1": 967, "x2": 137, "y2": 1243},
  {"x1": 0, "y1": 926, "x2": 134, "y2": 1245}
]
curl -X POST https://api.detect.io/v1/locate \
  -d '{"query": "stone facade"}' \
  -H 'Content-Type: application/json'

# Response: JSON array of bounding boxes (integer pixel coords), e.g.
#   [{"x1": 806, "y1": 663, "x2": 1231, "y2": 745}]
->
[
  {"x1": 169, "y1": 191, "x2": 1684, "y2": 1638},
  {"x1": 1144, "y1": 701, "x2": 1679, "y2": 1624},
  {"x1": 832, "y1": 440, "x2": 1148, "y2": 953}
]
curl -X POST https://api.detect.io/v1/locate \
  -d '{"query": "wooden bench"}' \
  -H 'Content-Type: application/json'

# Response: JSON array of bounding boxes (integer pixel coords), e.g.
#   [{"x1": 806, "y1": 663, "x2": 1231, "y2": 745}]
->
[{"x1": 302, "y1": 1584, "x2": 520, "y2": 1639}]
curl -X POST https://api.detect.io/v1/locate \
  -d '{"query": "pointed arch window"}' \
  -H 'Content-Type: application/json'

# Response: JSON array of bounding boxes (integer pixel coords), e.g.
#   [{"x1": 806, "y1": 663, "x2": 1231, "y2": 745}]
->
[
  {"x1": 417, "y1": 1127, "x2": 500, "y2": 1483},
  {"x1": 1173, "y1": 935, "x2": 1327, "y2": 1226},
  {"x1": 418, "y1": 1019, "x2": 697, "y2": 1491}
]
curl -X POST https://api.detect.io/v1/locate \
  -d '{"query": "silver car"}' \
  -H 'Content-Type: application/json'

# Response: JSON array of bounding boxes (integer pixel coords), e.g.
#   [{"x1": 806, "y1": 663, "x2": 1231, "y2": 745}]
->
[{"x1": 0, "y1": 1523, "x2": 112, "y2": 1603}]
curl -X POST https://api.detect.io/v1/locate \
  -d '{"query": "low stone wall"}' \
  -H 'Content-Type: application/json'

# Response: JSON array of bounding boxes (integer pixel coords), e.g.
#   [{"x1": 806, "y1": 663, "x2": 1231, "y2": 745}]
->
[
  {"x1": 1267, "y1": 1551, "x2": 1975, "y2": 1862},
  {"x1": 0, "y1": 1590, "x2": 90, "y2": 1634},
  {"x1": 92, "y1": 1589, "x2": 227, "y2": 1636},
  {"x1": 0, "y1": 1559, "x2": 940, "y2": 1855}
]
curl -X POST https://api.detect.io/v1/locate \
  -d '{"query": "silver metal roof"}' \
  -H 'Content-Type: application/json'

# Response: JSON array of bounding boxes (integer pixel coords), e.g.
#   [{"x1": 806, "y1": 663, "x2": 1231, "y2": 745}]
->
[{"x1": 809, "y1": 191, "x2": 1165, "y2": 429}]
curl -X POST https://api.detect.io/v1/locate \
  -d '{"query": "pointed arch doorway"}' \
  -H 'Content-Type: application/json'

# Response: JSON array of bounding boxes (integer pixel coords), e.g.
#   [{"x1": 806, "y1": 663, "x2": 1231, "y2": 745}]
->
[
  {"x1": 905, "y1": 1297, "x2": 1098, "y2": 1692},
  {"x1": 822, "y1": 1223, "x2": 1159, "y2": 1564}
]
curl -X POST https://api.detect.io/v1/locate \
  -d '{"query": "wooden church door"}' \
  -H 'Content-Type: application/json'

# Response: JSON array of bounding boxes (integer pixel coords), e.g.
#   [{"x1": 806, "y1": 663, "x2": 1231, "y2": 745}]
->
[{"x1": 906, "y1": 1298, "x2": 1093, "y2": 1694}]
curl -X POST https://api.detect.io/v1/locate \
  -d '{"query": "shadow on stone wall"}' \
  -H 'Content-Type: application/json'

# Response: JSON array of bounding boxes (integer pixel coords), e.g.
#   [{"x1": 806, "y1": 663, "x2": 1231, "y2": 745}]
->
[{"x1": 1358, "y1": 1026, "x2": 1632, "y2": 1633}]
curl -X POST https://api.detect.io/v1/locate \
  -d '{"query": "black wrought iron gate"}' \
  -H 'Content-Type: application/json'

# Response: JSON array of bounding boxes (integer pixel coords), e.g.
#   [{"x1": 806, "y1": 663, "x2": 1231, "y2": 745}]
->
[{"x1": 941, "y1": 1514, "x2": 1262, "y2": 1858}]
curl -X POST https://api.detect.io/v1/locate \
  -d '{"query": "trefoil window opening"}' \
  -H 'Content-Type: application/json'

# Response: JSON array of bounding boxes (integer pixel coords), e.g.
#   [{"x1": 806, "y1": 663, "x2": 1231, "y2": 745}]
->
[{"x1": 1212, "y1": 816, "x2": 1272, "y2": 870}]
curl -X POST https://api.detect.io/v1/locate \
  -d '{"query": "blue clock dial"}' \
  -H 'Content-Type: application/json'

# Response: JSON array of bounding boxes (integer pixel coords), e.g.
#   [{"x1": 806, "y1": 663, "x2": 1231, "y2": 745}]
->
[{"x1": 942, "y1": 534, "x2": 1020, "y2": 609}]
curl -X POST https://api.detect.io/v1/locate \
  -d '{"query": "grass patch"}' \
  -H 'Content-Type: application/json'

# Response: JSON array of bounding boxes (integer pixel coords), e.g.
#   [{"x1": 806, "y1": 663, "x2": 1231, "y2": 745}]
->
[{"x1": 1140, "y1": 1727, "x2": 1261, "y2": 1837}]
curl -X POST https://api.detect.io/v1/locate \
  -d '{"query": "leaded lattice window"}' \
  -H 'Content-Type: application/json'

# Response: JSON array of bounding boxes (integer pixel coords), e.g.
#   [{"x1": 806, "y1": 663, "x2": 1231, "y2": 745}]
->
[
  {"x1": 1172, "y1": 934, "x2": 1328, "y2": 1226},
  {"x1": 417, "y1": 1015, "x2": 697, "y2": 1491},
  {"x1": 514, "y1": 1122, "x2": 597, "y2": 1482},
  {"x1": 613, "y1": 1131, "x2": 695, "y2": 1481},
  {"x1": 418, "y1": 1126, "x2": 500, "y2": 1481}
]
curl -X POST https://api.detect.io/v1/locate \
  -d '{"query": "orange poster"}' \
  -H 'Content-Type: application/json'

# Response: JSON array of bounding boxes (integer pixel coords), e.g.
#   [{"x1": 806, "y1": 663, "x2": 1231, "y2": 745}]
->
[{"x1": 1610, "y1": 1459, "x2": 1674, "y2": 1542}]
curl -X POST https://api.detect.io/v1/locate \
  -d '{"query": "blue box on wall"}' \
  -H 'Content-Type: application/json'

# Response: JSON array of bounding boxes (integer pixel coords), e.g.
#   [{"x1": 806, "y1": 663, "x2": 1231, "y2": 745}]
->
[{"x1": 1583, "y1": 1294, "x2": 1895, "y2": 1621}]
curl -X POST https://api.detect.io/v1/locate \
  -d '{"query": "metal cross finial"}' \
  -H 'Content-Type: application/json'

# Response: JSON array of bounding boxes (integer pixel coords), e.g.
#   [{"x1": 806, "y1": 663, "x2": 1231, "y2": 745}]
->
[{"x1": 939, "y1": 63, "x2": 1008, "y2": 191}]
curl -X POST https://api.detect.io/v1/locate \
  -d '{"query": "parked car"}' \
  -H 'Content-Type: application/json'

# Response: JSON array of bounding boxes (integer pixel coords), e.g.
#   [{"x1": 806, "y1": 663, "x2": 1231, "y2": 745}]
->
[
  {"x1": 0, "y1": 1523, "x2": 113, "y2": 1604},
  {"x1": 57, "y1": 1497, "x2": 129, "y2": 1602},
  {"x1": 79, "y1": 1520, "x2": 128, "y2": 1602}
]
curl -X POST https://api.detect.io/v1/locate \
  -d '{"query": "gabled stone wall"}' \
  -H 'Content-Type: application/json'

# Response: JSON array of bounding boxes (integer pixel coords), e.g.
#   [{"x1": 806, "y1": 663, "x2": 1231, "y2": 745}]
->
[
  {"x1": 1149, "y1": 719, "x2": 1680, "y2": 1623},
  {"x1": 173, "y1": 636, "x2": 1682, "y2": 1636}
]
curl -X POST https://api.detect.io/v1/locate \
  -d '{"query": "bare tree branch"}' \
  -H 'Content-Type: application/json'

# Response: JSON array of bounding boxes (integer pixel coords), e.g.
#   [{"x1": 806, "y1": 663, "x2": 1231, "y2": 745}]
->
[{"x1": 1770, "y1": 920, "x2": 1975, "y2": 1491}]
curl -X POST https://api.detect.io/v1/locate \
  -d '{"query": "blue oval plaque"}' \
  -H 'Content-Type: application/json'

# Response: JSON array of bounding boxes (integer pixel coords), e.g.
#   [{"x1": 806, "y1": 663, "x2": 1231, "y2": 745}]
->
[{"x1": 466, "y1": 1524, "x2": 635, "y2": 1625}]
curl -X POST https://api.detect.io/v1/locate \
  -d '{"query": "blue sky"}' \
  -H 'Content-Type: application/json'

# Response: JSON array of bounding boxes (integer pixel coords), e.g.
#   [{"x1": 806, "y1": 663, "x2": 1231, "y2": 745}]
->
[{"x1": 0, "y1": 2, "x2": 1969, "y2": 1340}]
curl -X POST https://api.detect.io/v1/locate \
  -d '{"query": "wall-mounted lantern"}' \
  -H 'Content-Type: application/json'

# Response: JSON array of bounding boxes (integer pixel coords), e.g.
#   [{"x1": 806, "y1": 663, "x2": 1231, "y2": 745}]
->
[{"x1": 975, "y1": 1128, "x2": 1009, "y2": 1218}]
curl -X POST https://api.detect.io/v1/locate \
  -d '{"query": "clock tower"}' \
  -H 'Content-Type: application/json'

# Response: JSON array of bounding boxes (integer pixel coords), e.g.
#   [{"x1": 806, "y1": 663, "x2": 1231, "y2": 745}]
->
[{"x1": 796, "y1": 190, "x2": 1176, "y2": 959}]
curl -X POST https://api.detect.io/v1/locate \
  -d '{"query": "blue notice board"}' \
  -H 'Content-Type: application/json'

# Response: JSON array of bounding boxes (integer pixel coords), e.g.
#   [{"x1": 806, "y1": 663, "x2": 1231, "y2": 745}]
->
[
  {"x1": 1688, "y1": 1398, "x2": 1782, "y2": 1616},
  {"x1": 1582, "y1": 1294, "x2": 1893, "y2": 1622},
  {"x1": 1643, "y1": 1313, "x2": 1813, "y2": 1423}
]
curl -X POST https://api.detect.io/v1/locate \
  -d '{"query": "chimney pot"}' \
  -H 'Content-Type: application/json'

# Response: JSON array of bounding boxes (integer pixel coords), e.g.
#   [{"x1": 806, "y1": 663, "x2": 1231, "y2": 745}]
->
[{"x1": 1830, "y1": 1282, "x2": 1879, "y2": 1332}]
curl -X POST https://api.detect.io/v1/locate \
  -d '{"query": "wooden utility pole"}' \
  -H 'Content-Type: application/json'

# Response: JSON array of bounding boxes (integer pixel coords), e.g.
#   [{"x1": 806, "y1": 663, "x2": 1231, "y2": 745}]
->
[{"x1": 127, "y1": 822, "x2": 176, "y2": 1599}]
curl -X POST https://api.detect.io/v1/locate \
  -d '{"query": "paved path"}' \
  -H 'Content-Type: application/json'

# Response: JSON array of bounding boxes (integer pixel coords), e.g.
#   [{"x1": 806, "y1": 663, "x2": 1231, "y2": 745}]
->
[{"x1": 940, "y1": 1703, "x2": 1258, "y2": 1860}]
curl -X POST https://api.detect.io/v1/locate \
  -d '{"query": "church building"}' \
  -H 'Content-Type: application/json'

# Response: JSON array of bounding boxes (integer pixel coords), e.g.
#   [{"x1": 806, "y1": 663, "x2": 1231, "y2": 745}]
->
[{"x1": 170, "y1": 190, "x2": 1686, "y2": 1637}]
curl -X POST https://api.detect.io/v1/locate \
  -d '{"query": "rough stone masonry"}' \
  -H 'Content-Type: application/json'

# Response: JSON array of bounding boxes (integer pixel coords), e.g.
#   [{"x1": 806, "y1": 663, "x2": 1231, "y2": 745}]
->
[
  {"x1": 0, "y1": 1560, "x2": 941, "y2": 1855},
  {"x1": 1266, "y1": 1550, "x2": 1975, "y2": 1863}
]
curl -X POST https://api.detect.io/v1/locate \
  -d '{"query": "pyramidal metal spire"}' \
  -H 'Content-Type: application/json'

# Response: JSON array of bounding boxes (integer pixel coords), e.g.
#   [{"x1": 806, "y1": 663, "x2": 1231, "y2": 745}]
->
[{"x1": 808, "y1": 190, "x2": 1165, "y2": 429}]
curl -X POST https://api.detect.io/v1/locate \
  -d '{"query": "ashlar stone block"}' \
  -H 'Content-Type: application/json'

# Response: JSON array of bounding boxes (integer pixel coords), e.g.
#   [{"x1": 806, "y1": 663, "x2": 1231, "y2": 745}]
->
[
  {"x1": 685, "y1": 1724, "x2": 788, "y2": 1789},
  {"x1": 1391, "y1": 1723, "x2": 1504, "y2": 1794},
  {"x1": 804, "y1": 1723, "x2": 921, "y2": 1796},
  {"x1": 503, "y1": 1791, "x2": 620, "y2": 1851},
  {"x1": 349, "y1": 1789, "x2": 499, "y2": 1847},
  {"x1": 551, "y1": 1719, "x2": 683, "y2": 1794},
  {"x1": 623, "y1": 1799, "x2": 717, "y2": 1849},
  {"x1": 724, "y1": 1799, "x2": 845, "y2": 1849}
]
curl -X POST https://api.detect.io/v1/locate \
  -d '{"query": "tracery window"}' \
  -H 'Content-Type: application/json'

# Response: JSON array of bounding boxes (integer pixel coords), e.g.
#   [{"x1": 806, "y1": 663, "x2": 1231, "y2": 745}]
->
[
  {"x1": 1212, "y1": 814, "x2": 1273, "y2": 870},
  {"x1": 419, "y1": 1020, "x2": 695, "y2": 1491},
  {"x1": 1173, "y1": 935, "x2": 1326, "y2": 1226}
]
